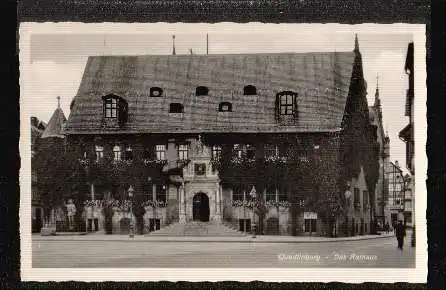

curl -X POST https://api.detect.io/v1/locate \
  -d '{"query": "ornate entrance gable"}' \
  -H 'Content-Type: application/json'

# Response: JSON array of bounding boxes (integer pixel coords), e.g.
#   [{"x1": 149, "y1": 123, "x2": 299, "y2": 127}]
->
[{"x1": 183, "y1": 182, "x2": 222, "y2": 223}]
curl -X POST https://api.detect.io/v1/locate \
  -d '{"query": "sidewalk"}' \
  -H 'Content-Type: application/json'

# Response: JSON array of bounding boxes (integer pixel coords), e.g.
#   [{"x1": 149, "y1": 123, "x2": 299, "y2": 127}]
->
[{"x1": 33, "y1": 232, "x2": 395, "y2": 243}]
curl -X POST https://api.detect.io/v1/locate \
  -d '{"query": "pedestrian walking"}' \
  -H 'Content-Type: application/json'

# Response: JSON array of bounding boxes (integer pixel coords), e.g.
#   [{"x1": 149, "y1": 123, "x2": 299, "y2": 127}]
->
[
  {"x1": 65, "y1": 199, "x2": 76, "y2": 231},
  {"x1": 395, "y1": 220, "x2": 406, "y2": 250},
  {"x1": 384, "y1": 222, "x2": 390, "y2": 233},
  {"x1": 85, "y1": 203, "x2": 94, "y2": 232}
]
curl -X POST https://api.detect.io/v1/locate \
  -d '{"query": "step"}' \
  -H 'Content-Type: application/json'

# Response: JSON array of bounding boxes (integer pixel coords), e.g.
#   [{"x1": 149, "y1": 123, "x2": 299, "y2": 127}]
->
[{"x1": 147, "y1": 221, "x2": 246, "y2": 237}]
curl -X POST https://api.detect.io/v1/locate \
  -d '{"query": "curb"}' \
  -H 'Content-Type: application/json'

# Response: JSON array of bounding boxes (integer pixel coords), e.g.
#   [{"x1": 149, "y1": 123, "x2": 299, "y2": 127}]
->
[{"x1": 32, "y1": 234, "x2": 394, "y2": 243}]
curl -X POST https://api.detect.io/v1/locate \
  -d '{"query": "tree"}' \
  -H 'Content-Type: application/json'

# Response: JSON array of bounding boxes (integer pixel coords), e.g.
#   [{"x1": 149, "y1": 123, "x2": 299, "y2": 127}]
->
[{"x1": 33, "y1": 138, "x2": 88, "y2": 219}]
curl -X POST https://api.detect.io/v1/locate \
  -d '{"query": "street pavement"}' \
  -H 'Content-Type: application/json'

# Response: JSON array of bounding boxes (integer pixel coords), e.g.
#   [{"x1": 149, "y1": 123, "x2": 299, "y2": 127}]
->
[{"x1": 32, "y1": 234, "x2": 415, "y2": 268}]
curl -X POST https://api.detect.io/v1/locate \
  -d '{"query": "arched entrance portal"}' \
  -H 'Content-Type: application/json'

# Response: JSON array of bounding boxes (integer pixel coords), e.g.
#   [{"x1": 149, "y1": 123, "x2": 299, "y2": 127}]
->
[{"x1": 193, "y1": 192, "x2": 210, "y2": 222}]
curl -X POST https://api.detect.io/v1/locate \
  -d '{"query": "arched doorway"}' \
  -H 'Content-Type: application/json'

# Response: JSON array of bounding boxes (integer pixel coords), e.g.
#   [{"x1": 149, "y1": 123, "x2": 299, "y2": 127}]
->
[{"x1": 193, "y1": 192, "x2": 210, "y2": 222}]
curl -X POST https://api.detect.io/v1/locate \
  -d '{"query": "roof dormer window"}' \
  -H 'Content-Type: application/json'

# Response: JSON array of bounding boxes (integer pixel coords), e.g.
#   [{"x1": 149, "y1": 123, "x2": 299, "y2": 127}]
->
[
  {"x1": 102, "y1": 94, "x2": 128, "y2": 125},
  {"x1": 276, "y1": 91, "x2": 298, "y2": 118},
  {"x1": 243, "y1": 85, "x2": 257, "y2": 95},
  {"x1": 219, "y1": 102, "x2": 232, "y2": 112},
  {"x1": 196, "y1": 86, "x2": 209, "y2": 96},
  {"x1": 150, "y1": 87, "x2": 163, "y2": 97},
  {"x1": 169, "y1": 103, "x2": 184, "y2": 113},
  {"x1": 104, "y1": 97, "x2": 118, "y2": 118}
]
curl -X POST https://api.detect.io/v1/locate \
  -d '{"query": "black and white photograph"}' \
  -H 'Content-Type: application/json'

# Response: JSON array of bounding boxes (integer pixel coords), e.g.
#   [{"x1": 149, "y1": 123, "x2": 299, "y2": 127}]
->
[{"x1": 20, "y1": 23, "x2": 426, "y2": 282}]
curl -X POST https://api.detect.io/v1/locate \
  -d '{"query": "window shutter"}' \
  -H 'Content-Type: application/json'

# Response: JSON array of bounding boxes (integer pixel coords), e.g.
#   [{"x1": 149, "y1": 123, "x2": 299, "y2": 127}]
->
[
  {"x1": 275, "y1": 95, "x2": 281, "y2": 122},
  {"x1": 293, "y1": 94, "x2": 298, "y2": 119},
  {"x1": 118, "y1": 99, "x2": 128, "y2": 125}
]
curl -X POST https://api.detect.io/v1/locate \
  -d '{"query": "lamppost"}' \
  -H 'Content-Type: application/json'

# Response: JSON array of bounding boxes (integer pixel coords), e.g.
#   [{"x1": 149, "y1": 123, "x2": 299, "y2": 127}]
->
[
  {"x1": 128, "y1": 185, "x2": 135, "y2": 238},
  {"x1": 250, "y1": 185, "x2": 257, "y2": 238},
  {"x1": 252, "y1": 203, "x2": 256, "y2": 239},
  {"x1": 344, "y1": 186, "x2": 352, "y2": 236}
]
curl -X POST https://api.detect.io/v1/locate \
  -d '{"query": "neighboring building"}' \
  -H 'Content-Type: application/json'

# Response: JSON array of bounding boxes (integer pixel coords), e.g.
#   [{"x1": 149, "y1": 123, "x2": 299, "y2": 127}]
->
[
  {"x1": 399, "y1": 42, "x2": 415, "y2": 229},
  {"x1": 403, "y1": 174, "x2": 415, "y2": 228},
  {"x1": 31, "y1": 116, "x2": 47, "y2": 233},
  {"x1": 63, "y1": 35, "x2": 375, "y2": 236},
  {"x1": 34, "y1": 97, "x2": 67, "y2": 231},
  {"x1": 368, "y1": 80, "x2": 391, "y2": 228},
  {"x1": 399, "y1": 42, "x2": 415, "y2": 176},
  {"x1": 386, "y1": 160, "x2": 406, "y2": 228}
]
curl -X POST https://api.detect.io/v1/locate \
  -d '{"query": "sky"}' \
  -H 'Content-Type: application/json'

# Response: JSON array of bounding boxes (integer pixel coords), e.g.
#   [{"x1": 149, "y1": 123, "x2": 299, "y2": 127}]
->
[{"x1": 23, "y1": 23, "x2": 416, "y2": 172}]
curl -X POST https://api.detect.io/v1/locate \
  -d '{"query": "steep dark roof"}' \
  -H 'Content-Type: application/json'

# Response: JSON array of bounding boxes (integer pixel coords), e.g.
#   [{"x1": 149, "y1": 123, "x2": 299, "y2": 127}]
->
[
  {"x1": 41, "y1": 108, "x2": 67, "y2": 138},
  {"x1": 66, "y1": 52, "x2": 356, "y2": 134}
]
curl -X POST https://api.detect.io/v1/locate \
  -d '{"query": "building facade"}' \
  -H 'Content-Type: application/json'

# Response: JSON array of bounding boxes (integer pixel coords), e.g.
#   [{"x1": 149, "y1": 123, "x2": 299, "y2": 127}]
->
[
  {"x1": 386, "y1": 160, "x2": 406, "y2": 228},
  {"x1": 398, "y1": 42, "x2": 415, "y2": 229},
  {"x1": 368, "y1": 82, "x2": 391, "y2": 228},
  {"x1": 403, "y1": 175, "x2": 415, "y2": 228},
  {"x1": 399, "y1": 42, "x2": 415, "y2": 176},
  {"x1": 62, "y1": 36, "x2": 377, "y2": 236},
  {"x1": 31, "y1": 116, "x2": 47, "y2": 233}
]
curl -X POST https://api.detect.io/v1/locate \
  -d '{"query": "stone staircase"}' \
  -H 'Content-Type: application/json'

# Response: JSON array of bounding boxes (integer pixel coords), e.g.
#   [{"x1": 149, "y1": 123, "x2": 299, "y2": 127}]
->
[{"x1": 147, "y1": 221, "x2": 246, "y2": 237}]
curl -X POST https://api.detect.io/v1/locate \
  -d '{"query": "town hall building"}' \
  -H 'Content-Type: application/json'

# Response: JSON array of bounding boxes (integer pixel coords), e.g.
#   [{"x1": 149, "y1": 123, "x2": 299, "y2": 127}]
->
[{"x1": 61, "y1": 35, "x2": 377, "y2": 236}]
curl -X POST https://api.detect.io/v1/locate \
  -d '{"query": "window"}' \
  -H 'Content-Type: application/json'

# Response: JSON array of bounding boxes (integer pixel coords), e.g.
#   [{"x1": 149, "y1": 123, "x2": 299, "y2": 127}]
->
[
  {"x1": 266, "y1": 184, "x2": 276, "y2": 201},
  {"x1": 104, "y1": 97, "x2": 118, "y2": 118},
  {"x1": 298, "y1": 152, "x2": 309, "y2": 163},
  {"x1": 169, "y1": 103, "x2": 184, "y2": 113},
  {"x1": 246, "y1": 144, "x2": 256, "y2": 160},
  {"x1": 178, "y1": 144, "x2": 188, "y2": 160},
  {"x1": 277, "y1": 91, "x2": 297, "y2": 116},
  {"x1": 232, "y1": 185, "x2": 244, "y2": 201},
  {"x1": 95, "y1": 145, "x2": 104, "y2": 162},
  {"x1": 233, "y1": 144, "x2": 255, "y2": 159},
  {"x1": 405, "y1": 189, "x2": 412, "y2": 199},
  {"x1": 113, "y1": 145, "x2": 121, "y2": 161},
  {"x1": 196, "y1": 86, "x2": 209, "y2": 96},
  {"x1": 354, "y1": 188, "x2": 360, "y2": 208},
  {"x1": 212, "y1": 145, "x2": 222, "y2": 160},
  {"x1": 280, "y1": 93, "x2": 295, "y2": 115},
  {"x1": 264, "y1": 144, "x2": 279, "y2": 158},
  {"x1": 156, "y1": 184, "x2": 167, "y2": 202},
  {"x1": 233, "y1": 144, "x2": 243, "y2": 158},
  {"x1": 194, "y1": 163, "x2": 206, "y2": 175},
  {"x1": 278, "y1": 184, "x2": 289, "y2": 202},
  {"x1": 155, "y1": 145, "x2": 166, "y2": 160},
  {"x1": 243, "y1": 85, "x2": 257, "y2": 95},
  {"x1": 102, "y1": 95, "x2": 128, "y2": 124},
  {"x1": 218, "y1": 102, "x2": 232, "y2": 112},
  {"x1": 150, "y1": 87, "x2": 163, "y2": 97},
  {"x1": 363, "y1": 191, "x2": 368, "y2": 210},
  {"x1": 124, "y1": 147, "x2": 133, "y2": 161}
]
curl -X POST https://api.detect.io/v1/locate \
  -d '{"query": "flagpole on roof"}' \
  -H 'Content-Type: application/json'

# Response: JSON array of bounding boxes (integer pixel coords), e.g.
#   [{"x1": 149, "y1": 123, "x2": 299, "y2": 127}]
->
[
  {"x1": 206, "y1": 33, "x2": 209, "y2": 55},
  {"x1": 103, "y1": 35, "x2": 106, "y2": 56}
]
